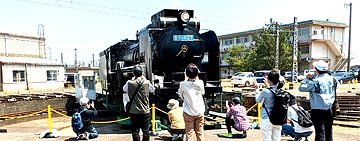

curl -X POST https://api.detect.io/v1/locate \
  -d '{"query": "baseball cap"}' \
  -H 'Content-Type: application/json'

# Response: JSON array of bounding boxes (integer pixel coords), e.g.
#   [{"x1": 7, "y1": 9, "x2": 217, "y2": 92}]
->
[
  {"x1": 79, "y1": 97, "x2": 89, "y2": 106},
  {"x1": 313, "y1": 60, "x2": 328, "y2": 71},
  {"x1": 167, "y1": 99, "x2": 179, "y2": 109}
]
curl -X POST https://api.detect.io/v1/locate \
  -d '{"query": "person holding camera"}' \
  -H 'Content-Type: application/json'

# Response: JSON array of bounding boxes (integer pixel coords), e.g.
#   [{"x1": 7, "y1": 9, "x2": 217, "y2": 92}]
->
[
  {"x1": 224, "y1": 97, "x2": 250, "y2": 138},
  {"x1": 73, "y1": 97, "x2": 98, "y2": 140},
  {"x1": 179, "y1": 63, "x2": 205, "y2": 141},
  {"x1": 123, "y1": 65, "x2": 155, "y2": 141},
  {"x1": 299, "y1": 61, "x2": 339, "y2": 141}
]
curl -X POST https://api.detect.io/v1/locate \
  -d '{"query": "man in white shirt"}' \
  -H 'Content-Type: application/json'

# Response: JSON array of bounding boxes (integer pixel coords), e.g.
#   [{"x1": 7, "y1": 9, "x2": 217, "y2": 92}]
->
[{"x1": 282, "y1": 95, "x2": 314, "y2": 141}]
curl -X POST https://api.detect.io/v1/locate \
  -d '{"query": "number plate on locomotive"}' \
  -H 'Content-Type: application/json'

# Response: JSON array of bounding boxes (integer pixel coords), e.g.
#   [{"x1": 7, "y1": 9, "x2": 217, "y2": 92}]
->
[{"x1": 173, "y1": 35, "x2": 194, "y2": 41}]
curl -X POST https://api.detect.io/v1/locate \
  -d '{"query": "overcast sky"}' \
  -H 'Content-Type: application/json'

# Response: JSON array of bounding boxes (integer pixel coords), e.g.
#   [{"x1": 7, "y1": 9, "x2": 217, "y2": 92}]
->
[{"x1": 0, "y1": 0, "x2": 358, "y2": 66}]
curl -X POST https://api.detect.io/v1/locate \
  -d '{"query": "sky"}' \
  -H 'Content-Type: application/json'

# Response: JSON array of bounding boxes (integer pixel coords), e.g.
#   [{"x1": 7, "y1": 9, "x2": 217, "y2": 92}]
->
[{"x1": 0, "y1": 0, "x2": 359, "y2": 67}]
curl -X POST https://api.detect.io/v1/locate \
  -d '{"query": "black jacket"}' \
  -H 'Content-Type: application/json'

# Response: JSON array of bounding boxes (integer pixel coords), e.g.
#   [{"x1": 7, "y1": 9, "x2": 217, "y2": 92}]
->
[{"x1": 79, "y1": 107, "x2": 97, "y2": 129}]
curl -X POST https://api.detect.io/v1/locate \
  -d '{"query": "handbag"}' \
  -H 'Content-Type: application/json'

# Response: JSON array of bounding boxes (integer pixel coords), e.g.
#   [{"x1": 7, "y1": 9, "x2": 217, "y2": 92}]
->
[
  {"x1": 126, "y1": 78, "x2": 144, "y2": 115},
  {"x1": 332, "y1": 77, "x2": 340, "y2": 116}
]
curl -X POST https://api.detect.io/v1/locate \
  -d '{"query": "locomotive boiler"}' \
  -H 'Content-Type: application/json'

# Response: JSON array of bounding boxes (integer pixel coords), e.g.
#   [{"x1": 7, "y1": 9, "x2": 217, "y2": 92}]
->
[{"x1": 99, "y1": 9, "x2": 221, "y2": 118}]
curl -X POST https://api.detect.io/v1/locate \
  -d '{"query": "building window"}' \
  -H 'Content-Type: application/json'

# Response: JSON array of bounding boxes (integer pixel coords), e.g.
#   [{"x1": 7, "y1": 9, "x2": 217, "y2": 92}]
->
[
  {"x1": 47, "y1": 70, "x2": 57, "y2": 81},
  {"x1": 223, "y1": 38, "x2": 234, "y2": 45},
  {"x1": 330, "y1": 27, "x2": 335, "y2": 38},
  {"x1": 222, "y1": 54, "x2": 229, "y2": 60},
  {"x1": 298, "y1": 26, "x2": 310, "y2": 36},
  {"x1": 13, "y1": 71, "x2": 25, "y2": 82},
  {"x1": 236, "y1": 36, "x2": 249, "y2": 44},
  {"x1": 298, "y1": 45, "x2": 309, "y2": 54}
]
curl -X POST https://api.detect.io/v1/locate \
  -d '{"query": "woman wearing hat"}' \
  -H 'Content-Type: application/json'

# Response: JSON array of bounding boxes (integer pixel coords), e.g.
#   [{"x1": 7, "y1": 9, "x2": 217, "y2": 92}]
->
[
  {"x1": 225, "y1": 97, "x2": 250, "y2": 138},
  {"x1": 167, "y1": 99, "x2": 186, "y2": 140}
]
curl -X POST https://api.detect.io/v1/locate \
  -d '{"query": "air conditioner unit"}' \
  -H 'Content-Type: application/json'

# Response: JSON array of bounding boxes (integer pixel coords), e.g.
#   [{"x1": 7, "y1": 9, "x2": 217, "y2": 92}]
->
[{"x1": 313, "y1": 30, "x2": 317, "y2": 35}]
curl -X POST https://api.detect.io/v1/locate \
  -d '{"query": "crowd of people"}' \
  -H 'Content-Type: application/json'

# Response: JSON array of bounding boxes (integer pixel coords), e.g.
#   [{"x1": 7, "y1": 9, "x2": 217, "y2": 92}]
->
[{"x1": 71, "y1": 61, "x2": 338, "y2": 141}]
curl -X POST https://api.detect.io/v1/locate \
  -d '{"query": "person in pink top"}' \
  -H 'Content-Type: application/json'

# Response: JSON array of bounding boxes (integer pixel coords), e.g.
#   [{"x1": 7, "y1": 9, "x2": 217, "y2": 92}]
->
[{"x1": 225, "y1": 97, "x2": 250, "y2": 138}]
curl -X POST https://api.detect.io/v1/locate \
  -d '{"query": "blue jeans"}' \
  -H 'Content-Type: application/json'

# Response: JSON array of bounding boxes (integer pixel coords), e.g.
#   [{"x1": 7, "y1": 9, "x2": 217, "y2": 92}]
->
[
  {"x1": 282, "y1": 125, "x2": 312, "y2": 140},
  {"x1": 73, "y1": 126, "x2": 98, "y2": 139}
]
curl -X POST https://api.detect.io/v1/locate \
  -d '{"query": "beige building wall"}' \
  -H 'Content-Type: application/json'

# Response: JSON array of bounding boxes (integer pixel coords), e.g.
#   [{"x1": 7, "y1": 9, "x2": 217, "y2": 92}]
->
[
  {"x1": 0, "y1": 33, "x2": 45, "y2": 58},
  {"x1": 2, "y1": 64, "x2": 64, "y2": 92}
]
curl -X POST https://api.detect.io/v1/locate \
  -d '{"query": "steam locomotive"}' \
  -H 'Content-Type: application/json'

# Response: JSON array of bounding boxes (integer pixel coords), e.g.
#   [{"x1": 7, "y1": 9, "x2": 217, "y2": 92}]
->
[{"x1": 99, "y1": 9, "x2": 221, "y2": 118}]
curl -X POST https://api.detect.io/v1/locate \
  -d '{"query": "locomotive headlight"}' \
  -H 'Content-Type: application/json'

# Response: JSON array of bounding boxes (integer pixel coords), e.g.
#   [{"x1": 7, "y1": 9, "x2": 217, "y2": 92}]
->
[{"x1": 180, "y1": 11, "x2": 190, "y2": 23}]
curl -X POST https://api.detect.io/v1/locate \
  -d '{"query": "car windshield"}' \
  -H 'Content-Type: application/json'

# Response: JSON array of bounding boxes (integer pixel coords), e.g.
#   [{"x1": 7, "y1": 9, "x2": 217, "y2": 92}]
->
[
  {"x1": 334, "y1": 73, "x2": 345, "y2": 76},
  {"x1": 236, "y1": 74, "x2": 246, "y2": 77}
]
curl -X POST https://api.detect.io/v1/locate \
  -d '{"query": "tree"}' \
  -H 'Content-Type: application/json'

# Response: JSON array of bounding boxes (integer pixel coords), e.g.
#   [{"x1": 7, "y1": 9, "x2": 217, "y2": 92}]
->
[
  {"x1": 224, "y1": 44, "x2": 249, "y2": 72},
  {"x1": 226, "y1": 19, "x2": 296, "y2": 72}
]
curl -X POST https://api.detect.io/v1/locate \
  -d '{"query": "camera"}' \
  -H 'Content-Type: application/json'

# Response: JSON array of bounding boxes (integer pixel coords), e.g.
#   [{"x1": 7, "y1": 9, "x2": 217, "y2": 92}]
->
[{"x1": 88, "y1": 99, "x2": 93, "y2": 104}]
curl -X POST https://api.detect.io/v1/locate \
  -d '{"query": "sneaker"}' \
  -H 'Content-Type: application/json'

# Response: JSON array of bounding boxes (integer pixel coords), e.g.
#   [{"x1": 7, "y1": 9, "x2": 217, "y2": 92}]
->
[
  {"x1": 84, "y1": 132, "x2": 89, "y2": 140},
  {"x1": 225, "y1": 133, "x2": 233, "y2": 138},
  {"x1": 242, "y1": 131, "x2": 247, "y2": 138},
  {"x1": 76, "y1": 134, "x2": 83, "y2": 140},
  {"x1": 172, "y1": 134, "x2": 179, "y2": 141}
]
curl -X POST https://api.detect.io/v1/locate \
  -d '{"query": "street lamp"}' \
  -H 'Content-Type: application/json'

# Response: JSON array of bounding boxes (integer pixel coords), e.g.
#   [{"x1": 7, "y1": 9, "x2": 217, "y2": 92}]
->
[{"x1": 345, "y1": 3, "x2": 352, "y2": 72}]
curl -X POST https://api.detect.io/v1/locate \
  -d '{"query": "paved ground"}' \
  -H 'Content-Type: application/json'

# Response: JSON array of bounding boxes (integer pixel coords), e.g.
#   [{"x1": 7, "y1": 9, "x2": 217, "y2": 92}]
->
[
  {"x1": 0, "y1": 83, "x2": 359, "y2": 141},
  {"x1": 0, "y1": 116, "x2": 360, "y2": 141}
]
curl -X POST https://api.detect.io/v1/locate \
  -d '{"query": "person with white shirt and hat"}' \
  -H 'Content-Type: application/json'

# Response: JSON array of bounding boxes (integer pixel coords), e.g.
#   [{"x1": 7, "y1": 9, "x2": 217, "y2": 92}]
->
[
  {"x1": 281, "y1": 95, "x2": 314, "y2": 141},
  {"x1": 167, "y1": 99, "x2": 186, "y2": 140},
  {"x1": 299, "y1": 60, "x2": 339, "y2": 141}
]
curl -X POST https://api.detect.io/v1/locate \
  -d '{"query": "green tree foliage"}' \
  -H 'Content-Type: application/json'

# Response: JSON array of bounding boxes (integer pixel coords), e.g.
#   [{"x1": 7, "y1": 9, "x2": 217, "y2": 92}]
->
[
  {"x1": 224, "y1": 44, "x2": 249, "y2": 72},
  {"x1": 226, "y1": 19, "x2": 296, "y2": 72}
]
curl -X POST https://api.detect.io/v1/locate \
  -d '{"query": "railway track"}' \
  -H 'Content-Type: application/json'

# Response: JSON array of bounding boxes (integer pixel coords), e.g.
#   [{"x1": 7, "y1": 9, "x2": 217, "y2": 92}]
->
[
  {"x1": 0, "y1": 92, "x2": 74, "y2": 103},
  {"x1": 335, "y1": 96, "x2": 360, "y2": 122}
]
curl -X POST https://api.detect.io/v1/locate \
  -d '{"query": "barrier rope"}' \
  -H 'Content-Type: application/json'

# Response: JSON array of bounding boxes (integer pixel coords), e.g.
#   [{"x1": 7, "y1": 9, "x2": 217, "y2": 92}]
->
[
  {"x1": 50, "y1": 108, "x2": 71, "y2": 119},
  {"x1": 92, "y1": 117, "x2": 131, "y2": 124},
  {"x1": 154, "y1": 107, "x2": 169, "y2": 115},
  {"x1": 0, "y1": 109, "x2": 48, "y2": 119},
  {"x1": 0, "y1": 103, "x2": 260, "y2": 125},
  {"x1": 246, "y1": 103, "x2": 258, "y2": 113}
]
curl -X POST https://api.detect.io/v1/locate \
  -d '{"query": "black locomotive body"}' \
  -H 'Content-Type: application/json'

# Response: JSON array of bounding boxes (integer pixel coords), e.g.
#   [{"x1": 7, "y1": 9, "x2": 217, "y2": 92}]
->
[{"x1": 99, "y1": 9, "x2": 221, "y2": 116}]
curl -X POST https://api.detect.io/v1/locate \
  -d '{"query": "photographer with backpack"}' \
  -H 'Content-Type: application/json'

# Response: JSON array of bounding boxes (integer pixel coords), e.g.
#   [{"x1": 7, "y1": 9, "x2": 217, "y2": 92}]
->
[
  {"x1": 72, "y1": 97, "x2": 98, "y2": 140},
  {"x1": 299, "y1": 61, "x2": 339, "y2": 141},
  {"x1": 282, "y1": 95, "x2": 314, "y2": 141},
  {"x1": 254, "y1": 70, "x2": 286, "y2": 141}
]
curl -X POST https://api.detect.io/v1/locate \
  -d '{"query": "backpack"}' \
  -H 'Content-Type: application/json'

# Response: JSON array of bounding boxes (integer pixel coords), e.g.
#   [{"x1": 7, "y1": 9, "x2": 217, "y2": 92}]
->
[
  {"x1": 291, "y1": 106, "x2": 313, "y2": 127},
  {"x1": 263, "y1": 87, "x2": 291, "y2": 125},
  {"x1": 72, "y1": 108, "x2": 87, "y2": 130}
]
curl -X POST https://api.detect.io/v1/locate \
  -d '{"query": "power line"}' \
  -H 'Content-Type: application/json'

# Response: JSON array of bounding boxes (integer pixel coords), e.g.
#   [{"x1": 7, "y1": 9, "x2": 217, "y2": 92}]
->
[
  {"x1": 17, "y1": 0, "x2": 259, "y2": 29},
  {"x1": 18, "y1": 0, "x2": 148, "y2": 20}
]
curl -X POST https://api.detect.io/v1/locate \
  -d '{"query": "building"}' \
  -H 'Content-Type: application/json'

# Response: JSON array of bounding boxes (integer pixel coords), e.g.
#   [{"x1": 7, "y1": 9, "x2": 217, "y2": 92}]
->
[
  {"x1": 0, "y1": 32, "x2": 64, "y2": 93},
  {"x1": 218, "y1": 20, "x2": 348, "y2": 78}
]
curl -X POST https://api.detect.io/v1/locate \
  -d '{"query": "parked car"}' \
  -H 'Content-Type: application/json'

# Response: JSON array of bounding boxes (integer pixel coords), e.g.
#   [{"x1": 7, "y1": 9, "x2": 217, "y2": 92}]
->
[
  {"x1": 284, "y1": 71, "x2": 306, "y2": 82},
  {"x1": 254, "y1": 70, "x2": 285, "y2": 84},
  {"x1": 231, "y1": 72, "x2": 255, "y2": 87},
  {"x1": 334, "y1": 72, "x2": 355, "y2": 84}
]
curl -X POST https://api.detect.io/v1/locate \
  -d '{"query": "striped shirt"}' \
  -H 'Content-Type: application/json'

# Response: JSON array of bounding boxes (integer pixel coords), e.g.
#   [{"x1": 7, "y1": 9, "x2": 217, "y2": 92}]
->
[{"x1": 226, "y1": 104, "x2": 250, "y2": 131}]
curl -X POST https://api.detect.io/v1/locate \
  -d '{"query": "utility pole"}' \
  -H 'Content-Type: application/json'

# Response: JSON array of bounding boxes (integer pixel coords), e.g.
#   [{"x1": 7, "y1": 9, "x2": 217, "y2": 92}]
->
[
  {"x1": 92, "y1": 54, "x2": 95, "y2": 67},
  {"x1": 61, "y1": 53, "x2": 63, "y2": 64},
  {"x1": 75, "y1": 48, "x2": 78, "y2": 72},
  {"x1": 38, "y1": 24, "x2": 45, "y2": 59},
  {"x1": 292, "y1": 17, "x2": 299, "y2": 82},
  {"x1": 274, "y1": 22, "x2": 279, "y2": 69},
  {"x1": 346, "y1": 3, "x2": 352, "y2": 72}
]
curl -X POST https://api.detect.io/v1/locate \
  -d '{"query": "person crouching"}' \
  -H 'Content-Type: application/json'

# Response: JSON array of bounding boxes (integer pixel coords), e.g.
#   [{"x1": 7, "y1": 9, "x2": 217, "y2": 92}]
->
[
  {"x1": 73, "y1": 97, "x2": 98, "y2": 140},
  {"x1": 225, "y1": 97, "x2": 250, "y2": 138},
  {"x1": 167, "y1": 99, "x2": 186, "y2": 140}
]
